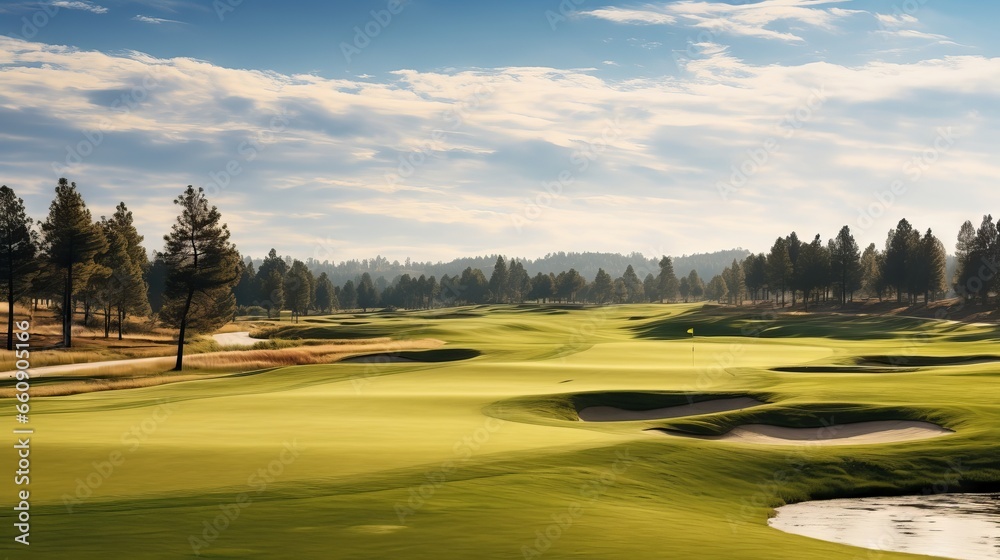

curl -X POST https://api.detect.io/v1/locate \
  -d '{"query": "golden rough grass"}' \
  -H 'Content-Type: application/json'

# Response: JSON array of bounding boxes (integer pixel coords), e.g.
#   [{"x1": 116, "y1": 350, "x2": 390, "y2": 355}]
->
[
  {"x1": 20, "y1": 372, "x2": 225, "y2": 397},
  {"x1": 182, "y1": 338, "x2": 442, "y2": 370},
  {"x1": 0, "y1": 338, "x2": 443, "y2": 397}
]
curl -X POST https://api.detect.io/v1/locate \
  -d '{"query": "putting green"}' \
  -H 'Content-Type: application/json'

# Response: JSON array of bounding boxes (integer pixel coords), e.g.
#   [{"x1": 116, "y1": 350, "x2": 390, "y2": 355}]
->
[{"x1": 3, "y1": 304, "x2": 998, "y2": 559}]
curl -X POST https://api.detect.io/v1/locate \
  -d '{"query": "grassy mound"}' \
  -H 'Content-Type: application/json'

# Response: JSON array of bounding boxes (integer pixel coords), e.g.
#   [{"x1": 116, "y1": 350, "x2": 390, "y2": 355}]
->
[{"x1": 6, "y1": 303, "x2": 1000, "y2": 559}]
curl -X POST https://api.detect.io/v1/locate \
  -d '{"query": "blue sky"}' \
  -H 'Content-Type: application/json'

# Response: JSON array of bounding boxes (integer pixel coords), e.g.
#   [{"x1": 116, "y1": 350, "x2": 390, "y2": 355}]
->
[{"x1": 1, "y1": 0, "x2": 999, "y2": 263}]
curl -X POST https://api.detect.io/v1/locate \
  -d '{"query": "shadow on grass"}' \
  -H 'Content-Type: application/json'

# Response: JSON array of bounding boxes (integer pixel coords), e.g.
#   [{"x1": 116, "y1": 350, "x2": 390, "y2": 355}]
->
[{"x1": 630, "y1": 307, "x2": 1000, "y2": 342}]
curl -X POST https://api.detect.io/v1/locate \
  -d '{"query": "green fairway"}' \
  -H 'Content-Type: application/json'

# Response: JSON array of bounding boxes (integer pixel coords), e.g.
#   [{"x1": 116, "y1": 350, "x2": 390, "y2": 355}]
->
[{"x1": 5, "y1": 304, "x2": 999, "y2": 559}]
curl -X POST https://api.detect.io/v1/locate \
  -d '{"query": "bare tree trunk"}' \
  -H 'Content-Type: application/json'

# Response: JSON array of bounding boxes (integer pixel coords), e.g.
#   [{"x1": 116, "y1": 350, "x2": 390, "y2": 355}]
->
[
  {"x1": 6, "y1": 265, "x2": 14, "y2": 351},
  {"x1": 174, "y1": 288, "x2": 194, "y2": 371},
  {"x1": 63, "y1": 267, "x2": 73, "y2": 347}
]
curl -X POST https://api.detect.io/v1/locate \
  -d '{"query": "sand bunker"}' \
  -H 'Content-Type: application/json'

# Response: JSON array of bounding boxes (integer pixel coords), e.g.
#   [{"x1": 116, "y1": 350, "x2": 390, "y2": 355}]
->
[
  {"x1": 650, "y1": 420, "x2": 953, "y2": 446},
  {"x1": 579, "y1": 397, "x2": 764, "y2": 422},
  {"x1": 212, "y1": 331, "x2": 262, "y2": 347}
]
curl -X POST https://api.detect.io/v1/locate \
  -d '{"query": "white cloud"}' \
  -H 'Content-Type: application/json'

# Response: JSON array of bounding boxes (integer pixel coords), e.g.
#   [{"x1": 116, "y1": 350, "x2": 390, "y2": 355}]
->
[
  {"x1": 875, "y1": 13, "x2": 919, "y2": 28},
  {"x1": 50, "y1": 1, "x2": 107, "y2": 14},
  {"x1": 583, "y1": 0, "x2": 858, "y2": 42},
  {"x1": 132, "y1": 14, "x2": 183, "y2": 24},
  {"x1": 878, "y1": 29, "x2": 957, "y2": 45},
  {"x1": 0, "y1": 36, "x2": 998, "y2": 261},
  {"x1": 583, "y1": 7, "x2": 677, "y2": 25}
]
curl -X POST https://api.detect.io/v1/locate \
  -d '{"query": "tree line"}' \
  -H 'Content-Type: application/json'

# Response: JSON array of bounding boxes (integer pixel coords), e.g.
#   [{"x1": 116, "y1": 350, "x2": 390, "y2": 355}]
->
[
  {"x1": 258, "y1": 249, "x2": 751, "y2": 289},
  {"x1": 224, "y1": 217, "x2": 955, "y2": 314},
  {"x1": 2, "y1": 179, "x2": 998, "y2": 368},
  {"x1": 1, "y1": 180, "x2": 239, "y2": 369}
]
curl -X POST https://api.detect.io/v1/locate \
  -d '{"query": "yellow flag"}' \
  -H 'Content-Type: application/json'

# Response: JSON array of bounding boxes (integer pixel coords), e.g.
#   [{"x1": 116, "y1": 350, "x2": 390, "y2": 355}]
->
[{"x1": 686, "y1": 328, "x2": 694, "y2": 335}]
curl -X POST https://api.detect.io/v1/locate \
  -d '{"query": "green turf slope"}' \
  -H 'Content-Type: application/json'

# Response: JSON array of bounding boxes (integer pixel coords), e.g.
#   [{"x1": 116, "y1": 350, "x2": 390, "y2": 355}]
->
[{"x1": 3, "y1": 304, "x2": 998, "y2": 559}]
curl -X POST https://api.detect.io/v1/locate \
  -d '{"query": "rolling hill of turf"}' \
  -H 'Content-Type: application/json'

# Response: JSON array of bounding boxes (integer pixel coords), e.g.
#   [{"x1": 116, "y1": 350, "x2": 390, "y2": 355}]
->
[{"x1": 4, "y1": 304, "x2": 999, "y2": 559}]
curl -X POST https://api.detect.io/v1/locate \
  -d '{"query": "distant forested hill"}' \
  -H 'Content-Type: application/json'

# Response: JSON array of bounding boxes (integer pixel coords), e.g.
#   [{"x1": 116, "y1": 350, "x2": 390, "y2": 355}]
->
[{"x1": 253, "y1": 249, "x2": 751, "y2": 286}]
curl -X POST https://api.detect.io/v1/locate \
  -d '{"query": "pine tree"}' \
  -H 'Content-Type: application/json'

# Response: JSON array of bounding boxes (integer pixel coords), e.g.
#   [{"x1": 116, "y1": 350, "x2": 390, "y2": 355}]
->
[
  {"x1": 643, "y1": 273, "x2": 658, "y2": 303},
  {"x1": 915, "y1": 229, "x2": 946, "y2": 303},
  {"x1": 767, "y1": 237, "x2": 792, "y2": 307},
  {"x1": 657, "y1": 256, "x2": 678, "y2": 302},
  {"x1": 160, "y1": 186, "x2": 241, "y2": 370},
  {"x1": 507, "y1": 260, "x2": 530, "y2": 303},
  {"x1": 622, "y1": 265, "x2": 643, "y2": 303},
  {"x1": 786, "y1": 232, "x2": 802, "y2": 306},
  {"x1": 284, "y1": 260, "x2": 312, "y2": 322},
  {"x1": 234, "y1": 259, "x2": 257, "y2": 307},
  {"x1": 260, "y1": 269, "x2": 284, "y2": 319},
  {"x1": 357, "y1": 272, "x2": 378, "y2": 311},
  {"x1": 257, "y1": 248, "x2": 287, "y2": 318},
  {"x1": 315, "y1": 272, "x2": 335, "y2": 313},
  {"x1": 954, "y1": 220, "x2": 977, "y2": 296},
  {"x1": 722, "y1": 262, "x2": 742, "y2": 305},
  {"x1": 458, "y1": 268, "x2": 488, "y2": 304},
  {"x1": 40, "y1": 179, "x2": 108, "y2": 347},
  {"x1": 970, "y1": 215, "x2": 998, "y2": 306},
  {"x1": 592, "y1": 268, "x2": 613, "y2": 304},
  {"x1": 561, "y1": 268, "x2": 585, "y2": 303},
  {"x1": 830, "y1": 225, "x2": 861, "y2": 305},
  {"x1": 705, "y1": 275, "x2": 728, "y2": 302},
  {"x1": 340, "y1": 280, "x2": 358, "y2": 310},
  {"x1": 688, "y1": 269, "x2": 705, "y2": 302},
  {"x1": 613, "y1": 277, "x2": 627, "y2": 304},
  {"x1": 883, "y1": 219, "x2": 919, "y2": 303},
  {"x1": 529, "y1": 272, "x2": 554, "y2": 303},
  {"x1": 859, "y1": 243, "x2": 882, "y2": 300},
  {"x1": 0, "y1": 186, "x2": 38, "y2": 350},
  {"x1": 488, "y1": 255, "x2": 509, "y2": 303},
  {"x1": 100, "y1": 203, "x2": 151, "y2": 339}
]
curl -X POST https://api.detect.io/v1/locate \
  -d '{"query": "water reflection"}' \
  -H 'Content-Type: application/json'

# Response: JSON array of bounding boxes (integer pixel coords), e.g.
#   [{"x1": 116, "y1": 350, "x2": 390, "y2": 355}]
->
[{"x1": 769, "y1": 493, "x2": 999, "y2": 559}]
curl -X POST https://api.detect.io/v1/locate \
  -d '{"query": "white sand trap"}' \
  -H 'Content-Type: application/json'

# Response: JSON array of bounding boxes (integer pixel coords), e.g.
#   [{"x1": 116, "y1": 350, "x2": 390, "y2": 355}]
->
[
  {"x1": 652, "y1": 420, "x2": 953, "y2": 446},
  {"x1": 579, "y1": 397, "x2": 764, "y2": 422},
  {"x1": 212, "y1": 331, "x2": 262, "y2": 347}
]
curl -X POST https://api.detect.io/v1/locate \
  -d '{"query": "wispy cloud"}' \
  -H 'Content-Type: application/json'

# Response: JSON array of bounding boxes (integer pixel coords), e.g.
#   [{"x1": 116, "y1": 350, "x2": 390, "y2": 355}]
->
[
  {"x1": 875, "y1": 13, "x2": 919, "y2": 29},
  {"x1": 51, "y1": 1, "x2": 108, "y2": 14},
  {"x1": 879, "y1": 29, "x2": 956, "y2": 45},
  {"x1": 583, "y1": 0, "x2": 859, "y2": 43},
  {"x1": 125, "y1": 0, "x2": 209, "y2": 14},
  {"x1": 132, "y1": 14, "x2": 183, "y2": 24},
  {"x1": 583, "y1": 7, "x2": 677, "y2": 25}
]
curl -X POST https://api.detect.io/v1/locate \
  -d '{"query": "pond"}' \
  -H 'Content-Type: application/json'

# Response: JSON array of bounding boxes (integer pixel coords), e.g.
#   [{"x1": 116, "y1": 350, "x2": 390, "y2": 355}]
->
[{"x1": 769, "y1": 493, "x2": 1000, "y2": 560}]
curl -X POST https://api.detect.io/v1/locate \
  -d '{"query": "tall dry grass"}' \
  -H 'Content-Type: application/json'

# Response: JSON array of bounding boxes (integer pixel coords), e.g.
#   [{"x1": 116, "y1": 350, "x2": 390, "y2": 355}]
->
[{"x1": 0, "y1": 338, "x2": 443, "y2": 397}]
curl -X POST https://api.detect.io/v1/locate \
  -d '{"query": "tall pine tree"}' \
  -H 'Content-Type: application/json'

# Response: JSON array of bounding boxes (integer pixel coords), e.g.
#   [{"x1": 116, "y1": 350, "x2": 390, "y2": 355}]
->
[
  {"x1": 161, "y1": 186, "x2": 241, "y2": 370},
  {"x1": 100, "y1": 203, "x2": 150, "y2": 339},
  {"x1": 40, "y1": 179, "x2": 107, "y2": 347},
  {"x1": 0, "y1": 186, "x2": 38, "y2": 350}
]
